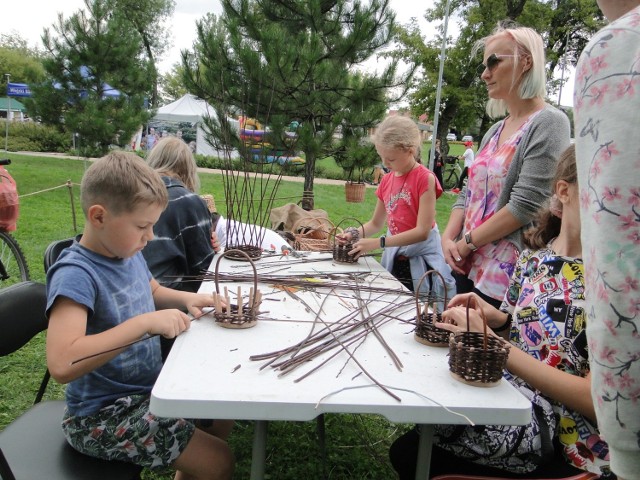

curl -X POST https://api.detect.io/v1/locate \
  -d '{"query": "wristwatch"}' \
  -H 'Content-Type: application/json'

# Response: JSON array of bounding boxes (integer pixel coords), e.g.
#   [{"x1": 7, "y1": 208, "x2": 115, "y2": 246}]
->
[
  {"x1": 464, "y1": 231, "x2": 478, "y2": 251},
  {"x1": 379, "y1": 236, "x2": 386, "y2": 248}
]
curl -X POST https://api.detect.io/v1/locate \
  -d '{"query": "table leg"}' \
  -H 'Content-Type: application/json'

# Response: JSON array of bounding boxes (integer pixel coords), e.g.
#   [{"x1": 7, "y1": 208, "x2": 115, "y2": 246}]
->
[
  {"x1": 251, "y1": 420, "x2": 268, "y2": 480},
  {"x1": 415, "y1": 424, "x2": 434, "y2": 480}
]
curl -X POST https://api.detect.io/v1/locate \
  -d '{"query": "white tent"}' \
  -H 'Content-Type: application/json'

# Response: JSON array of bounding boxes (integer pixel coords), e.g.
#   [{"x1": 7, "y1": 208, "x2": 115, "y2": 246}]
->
[
  {"x1": 154, "y1": 93, "x2": 214, "y2": 123},
  {"x1": 153, "y1": 94, "x2": 239, "y2": 157}
]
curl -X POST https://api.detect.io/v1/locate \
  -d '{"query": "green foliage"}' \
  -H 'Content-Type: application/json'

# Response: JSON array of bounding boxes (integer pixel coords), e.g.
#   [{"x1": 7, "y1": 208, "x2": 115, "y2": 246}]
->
[
  {"x1": 26, "y1": 0, "x2": 155, "y2": 156},
  {"x1": 183, "y1": 1, "x2": 414, "y2": 209},
  {"x1": 393, "y1": 0, "x2": 603, "y2": 141},
  {"x1": 0, "y1": 33, "x2": 46, "y2": 86},
  {"x1": 2, "y1": 121, "x2": 72, "y2": 153}
]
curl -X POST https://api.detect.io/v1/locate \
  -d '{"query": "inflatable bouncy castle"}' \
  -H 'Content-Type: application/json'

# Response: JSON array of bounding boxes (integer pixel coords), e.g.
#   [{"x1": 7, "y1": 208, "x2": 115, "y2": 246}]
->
[{"x1": 239, "y1": 117, "x2": 305, "y2": 166}]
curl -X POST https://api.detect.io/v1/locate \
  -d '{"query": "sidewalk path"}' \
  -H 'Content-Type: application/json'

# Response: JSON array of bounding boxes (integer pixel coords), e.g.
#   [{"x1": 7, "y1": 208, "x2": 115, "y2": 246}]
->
[{"x1": 12, "y1": 151, "x2": 370, "y2": 187}]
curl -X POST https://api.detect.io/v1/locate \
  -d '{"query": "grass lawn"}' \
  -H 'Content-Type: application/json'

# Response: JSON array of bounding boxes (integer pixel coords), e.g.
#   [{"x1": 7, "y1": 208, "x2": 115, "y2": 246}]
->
[{"x1": 1, "y1": 152, "x2": 457, "y2": 480}]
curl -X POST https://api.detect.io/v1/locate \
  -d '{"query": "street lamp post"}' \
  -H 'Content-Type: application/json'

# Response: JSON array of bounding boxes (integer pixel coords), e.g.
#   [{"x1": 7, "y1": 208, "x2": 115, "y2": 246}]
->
[
  {"x1": 4, "y1": 73, "x2": 10, "y2": 152},
  {"x1": 428, "y1": 0, "x2": 452, "y2": 171}
]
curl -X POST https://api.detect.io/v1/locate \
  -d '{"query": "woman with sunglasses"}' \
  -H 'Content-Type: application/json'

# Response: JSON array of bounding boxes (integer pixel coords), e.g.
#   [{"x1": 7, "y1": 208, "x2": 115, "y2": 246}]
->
[{"x1": 441, "y1": 22, "x2": 570, "y2": 309}]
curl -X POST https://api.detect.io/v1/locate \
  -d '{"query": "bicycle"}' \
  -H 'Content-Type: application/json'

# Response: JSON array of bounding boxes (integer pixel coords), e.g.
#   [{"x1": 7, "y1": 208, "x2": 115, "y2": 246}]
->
[
  {"x1": 0, "y1": 159, "x2": 30, "y2": 287},
  {"x1": 442, "y1": 155, "x2": 462, "y2": 190}
]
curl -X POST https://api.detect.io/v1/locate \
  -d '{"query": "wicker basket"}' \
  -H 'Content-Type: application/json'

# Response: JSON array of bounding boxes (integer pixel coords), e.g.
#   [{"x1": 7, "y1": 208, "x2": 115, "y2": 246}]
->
[
  {"x1": 212, "y1": 249, "x2": 261, "y2": 329},
  {"x1": 345, "y1": 182, "x2": 366, "y2": 203},
  {"x1": 448, "y1": 298, "x2": 510, "y2": 387},
  {"x1": 331, "y1": 217, "x2": 363, "y2": 264},
  {"x1": 292, "y1": 216, "x2": 337, "y2": 251},
  {"x1": 200, "y1": 194, "x2": 217, "y2": 213},
  {"x1": 414, "y1": 270, "x2": 450, "y2": 347}
]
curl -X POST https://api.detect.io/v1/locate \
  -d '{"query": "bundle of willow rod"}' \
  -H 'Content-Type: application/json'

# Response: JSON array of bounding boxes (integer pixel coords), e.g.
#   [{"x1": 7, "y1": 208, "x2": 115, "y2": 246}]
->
[
  {"x1": 192, "y1": 270, "x2": 418, "y2": 298},
  {"x1": 250, "y1": 280, "x2": 416, "y2": 401}
]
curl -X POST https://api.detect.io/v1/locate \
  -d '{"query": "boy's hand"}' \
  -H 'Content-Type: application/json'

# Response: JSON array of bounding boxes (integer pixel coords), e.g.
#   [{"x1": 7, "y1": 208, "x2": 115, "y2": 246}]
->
[
  {"x1": 148, "y1": 309, "x2": 192, "y2": 338},
  {"x1": 186, "y1": 293, "x2": 221, "y2": 318}
]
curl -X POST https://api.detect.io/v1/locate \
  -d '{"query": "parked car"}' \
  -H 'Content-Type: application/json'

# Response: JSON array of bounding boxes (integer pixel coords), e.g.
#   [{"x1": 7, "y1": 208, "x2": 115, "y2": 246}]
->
[
  {"x1": 446, "y1": 133, "x2": 457, "y2": 141},
  {"x1": 461, "y1": 135, "x2": 473, "y2": 142}
]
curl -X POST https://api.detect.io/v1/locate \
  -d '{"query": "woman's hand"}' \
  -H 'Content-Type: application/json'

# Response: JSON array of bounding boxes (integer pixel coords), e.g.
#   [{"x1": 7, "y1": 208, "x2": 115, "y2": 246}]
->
[{"x1": 442, "y1": 237, "x2": 468, "y2": 274}]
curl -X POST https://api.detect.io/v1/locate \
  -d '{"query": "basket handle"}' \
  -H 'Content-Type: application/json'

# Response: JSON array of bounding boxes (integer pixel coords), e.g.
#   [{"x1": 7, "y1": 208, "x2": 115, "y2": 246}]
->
[
  {"x1": 415, "y1": 269, "x2": 449, "y2": 317},
  {"x1": 330, "y1": 216, "x2": 365, "y2": 247},
  {"x1": 214, "y1": 249, "x2": 259, "y2": 310},
  {"x1": 465, "y1": 296, "x2": 488, "y2": 351}
]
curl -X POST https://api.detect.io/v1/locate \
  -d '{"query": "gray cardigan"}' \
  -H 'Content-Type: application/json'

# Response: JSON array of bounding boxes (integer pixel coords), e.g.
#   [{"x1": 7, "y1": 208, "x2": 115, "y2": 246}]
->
[{"x1": 453, "y1": 103, "x2": 570, "y2": 252}]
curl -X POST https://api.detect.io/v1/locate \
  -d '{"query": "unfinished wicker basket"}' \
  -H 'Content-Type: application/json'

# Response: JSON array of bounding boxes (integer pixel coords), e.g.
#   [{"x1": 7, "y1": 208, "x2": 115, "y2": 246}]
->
[
  {"x1": 448, "y1": 298, "x2": 510, "y2": 387},
  {"x1": 414, "y1": 270, "x2": 450, "y2": 347},
  {"x1": 331, "y1": 217, "x2": 363, "y2": 264},
  {"x1": 212, "y1": 249, "x2": 261, "y2": 329}
]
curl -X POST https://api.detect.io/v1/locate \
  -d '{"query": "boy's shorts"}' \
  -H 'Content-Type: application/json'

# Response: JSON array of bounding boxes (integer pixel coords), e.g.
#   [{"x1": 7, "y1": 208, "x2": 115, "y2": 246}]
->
[{"x1": 62, "y1": 394, "x2": 196, "y2": 471}]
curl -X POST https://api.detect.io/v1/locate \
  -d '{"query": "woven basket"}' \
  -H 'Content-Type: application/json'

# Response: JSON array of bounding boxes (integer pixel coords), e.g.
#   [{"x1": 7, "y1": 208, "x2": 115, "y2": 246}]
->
[
  {"x1": 448, "y1": 298, "x2": 510, "y2": 387},
  {"x1": 212, "y1": 249, "x2": 261, "y2": 329},
  {"x1": 345, "y1": 182, "x2": 366, "y2": 203},
  {"x1": 331, "y1": 217, "x2": 364, "y2": 264},
  {"x1": 414, "y1": 270, "x2": 450, "y2": 347},
  {"x1": 292, "y1": 216, "x2": 337, "y2": 251},
  {"x1": 200, "y1": 194, "x2": 217, "y2": 213}
]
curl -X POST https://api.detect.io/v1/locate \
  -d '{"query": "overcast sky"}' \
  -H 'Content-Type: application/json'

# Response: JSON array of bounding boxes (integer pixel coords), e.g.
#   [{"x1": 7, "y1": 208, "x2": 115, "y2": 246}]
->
[{"x1": 2, "y1": 0, "x2": 572, "y2": 106}]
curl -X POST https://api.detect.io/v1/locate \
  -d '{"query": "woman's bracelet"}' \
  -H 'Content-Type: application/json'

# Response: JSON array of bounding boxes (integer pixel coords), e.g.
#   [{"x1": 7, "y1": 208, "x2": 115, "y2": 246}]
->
[
  {"x1": 344, "y1": 226, "x2": 360, "y2": 242},
  {"x1": 493, "y1": 313, "x2": 512, "y2": 332}
]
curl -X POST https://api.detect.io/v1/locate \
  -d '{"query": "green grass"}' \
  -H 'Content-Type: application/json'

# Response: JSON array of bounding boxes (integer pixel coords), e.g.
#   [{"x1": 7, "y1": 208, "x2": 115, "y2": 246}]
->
[{"x1": 1, "y1": 152, "x2": 456, "y2": 479}]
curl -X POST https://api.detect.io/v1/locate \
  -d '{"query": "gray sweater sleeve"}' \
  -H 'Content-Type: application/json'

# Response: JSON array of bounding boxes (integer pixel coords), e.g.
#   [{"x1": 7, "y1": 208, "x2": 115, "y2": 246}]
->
[{"x1": 452, "y1": 104, "x2": 570, "y2": 250}]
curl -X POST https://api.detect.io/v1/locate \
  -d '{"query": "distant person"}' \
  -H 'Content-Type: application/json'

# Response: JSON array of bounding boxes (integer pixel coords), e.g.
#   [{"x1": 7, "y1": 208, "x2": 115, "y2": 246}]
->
[
  {"x1": 45, "y1": 152, "x2": 234, "y2": 479},
  {"x1": 146, "y1": 127, "x2": 157, "y2": 150},
  {"x1": 573, "y1": 2, "x2": 640, "y2": 479},
  {"x1": 337, "y1": 115, "x2": 455, "y2": 307},
  {"x1": 453, "y1": 140, "x2": 475, "y2": 192},
  {"x1": 441, "y1": 22, "x2": 570, "y2": 308},
  {"x1": 430, "y1": 138, "x2": 444, "y2": 191}
]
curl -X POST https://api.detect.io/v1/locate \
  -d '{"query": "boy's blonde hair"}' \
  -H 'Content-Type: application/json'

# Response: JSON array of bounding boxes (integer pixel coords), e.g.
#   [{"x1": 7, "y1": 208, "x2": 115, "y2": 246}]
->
[
  {"x1": 81, "y1": 151, "x2": 168, "y2": 216},
  {"x1": 473, "y1": 22, "x2": 547, "y2": 119},
  {"x1": 373, "y1": 116, "x2": 421, "y2": 157},
  {"x1": 146, "y1": 136, "x2": 201, "y2": 193}
]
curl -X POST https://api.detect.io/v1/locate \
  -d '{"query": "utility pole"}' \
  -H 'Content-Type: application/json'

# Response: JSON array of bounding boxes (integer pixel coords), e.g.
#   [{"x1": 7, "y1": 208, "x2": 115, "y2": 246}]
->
[
  {"x1": 429, "y1": 0, "x2": 452, "y2": 170},
  {"x1": 5, "y1": 73, "x2": 10, "y2": 152}
]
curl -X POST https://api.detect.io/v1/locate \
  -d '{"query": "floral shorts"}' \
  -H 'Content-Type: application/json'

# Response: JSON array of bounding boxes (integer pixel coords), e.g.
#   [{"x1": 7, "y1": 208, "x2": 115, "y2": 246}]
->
[{"x1": 62, "y1": 394, "x2": 196, "y2": 471}]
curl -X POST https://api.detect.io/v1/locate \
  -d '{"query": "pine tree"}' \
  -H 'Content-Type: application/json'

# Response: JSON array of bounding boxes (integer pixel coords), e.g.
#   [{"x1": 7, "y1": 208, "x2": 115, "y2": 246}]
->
[
  {"x1": 184, "y1": 0, "x2": 412, "y2": 209},
  {"x1": 28, "y1": 0, "x2": 153, "y2": 156}
]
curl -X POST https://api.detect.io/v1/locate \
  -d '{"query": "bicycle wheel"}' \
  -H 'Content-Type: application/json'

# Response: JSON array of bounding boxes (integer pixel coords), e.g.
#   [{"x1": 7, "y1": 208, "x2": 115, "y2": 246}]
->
[
  {"x1": 443, "y1": 168, "x2": 459, "y2": 190},
  {"x1": 0, "y1": 231, "x2": 30, "y2": 287}
]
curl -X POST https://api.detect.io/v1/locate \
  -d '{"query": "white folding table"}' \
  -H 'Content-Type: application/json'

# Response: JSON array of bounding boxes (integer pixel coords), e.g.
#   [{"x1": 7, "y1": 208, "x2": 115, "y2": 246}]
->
[{"x1": 151, "y1": 252, "x2": 531, "y2": 479}]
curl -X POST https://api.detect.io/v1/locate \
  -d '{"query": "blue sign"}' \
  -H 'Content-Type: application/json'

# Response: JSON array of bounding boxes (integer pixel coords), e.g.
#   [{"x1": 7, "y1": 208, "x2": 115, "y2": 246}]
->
[{"x1": 7, "y1": 83, "x2": 32, "y2": 97}]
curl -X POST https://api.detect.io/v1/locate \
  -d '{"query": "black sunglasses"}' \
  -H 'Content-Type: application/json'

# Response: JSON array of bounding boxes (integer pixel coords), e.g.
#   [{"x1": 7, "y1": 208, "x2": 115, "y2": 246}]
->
[{"x1": 477, "y1": 53, "x2": 518, "y2": 76}]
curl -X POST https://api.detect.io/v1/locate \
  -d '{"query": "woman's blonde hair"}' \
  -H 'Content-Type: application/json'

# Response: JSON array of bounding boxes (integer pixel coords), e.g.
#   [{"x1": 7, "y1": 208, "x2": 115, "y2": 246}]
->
[
  {"x1": 372, "y1": 116, "x2": 421, "y2": 157},
  {"x1": 473, "y1": 22, "x2": 547, "y2": 118},
  {"x1": 524, "y1": 144, "x2": 577, "y2": 249},
  {"x1": 147, "y1": 136, "x2": 201, "y2": 192}
]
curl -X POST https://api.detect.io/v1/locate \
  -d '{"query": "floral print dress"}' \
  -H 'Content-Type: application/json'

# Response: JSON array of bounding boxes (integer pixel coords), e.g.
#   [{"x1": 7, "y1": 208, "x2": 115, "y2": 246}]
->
[
  {"x1": 464, "y1": 111, "x2": 542, "y2": 301},
  {"x1": 573, "y1": 6, "x2": 640, "y2": 478}
]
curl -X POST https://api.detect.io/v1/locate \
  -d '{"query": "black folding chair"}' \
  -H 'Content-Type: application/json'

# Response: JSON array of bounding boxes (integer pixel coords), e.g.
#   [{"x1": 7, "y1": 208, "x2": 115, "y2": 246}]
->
[{"x1": 0, "y1": 281, "x2": 142, "y2": 480}]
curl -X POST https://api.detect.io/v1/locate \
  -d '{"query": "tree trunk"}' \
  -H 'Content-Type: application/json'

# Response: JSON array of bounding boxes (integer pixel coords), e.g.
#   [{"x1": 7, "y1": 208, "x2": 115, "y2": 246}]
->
[{"x1": 301, "y1": 150, "x2": 316, "y2": 210}]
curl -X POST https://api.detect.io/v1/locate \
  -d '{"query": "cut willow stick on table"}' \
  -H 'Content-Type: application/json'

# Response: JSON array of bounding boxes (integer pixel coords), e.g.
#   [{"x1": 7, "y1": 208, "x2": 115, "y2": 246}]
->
[{"x1": 248, "y1": 277, "x2": 415, "y2": 402}]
